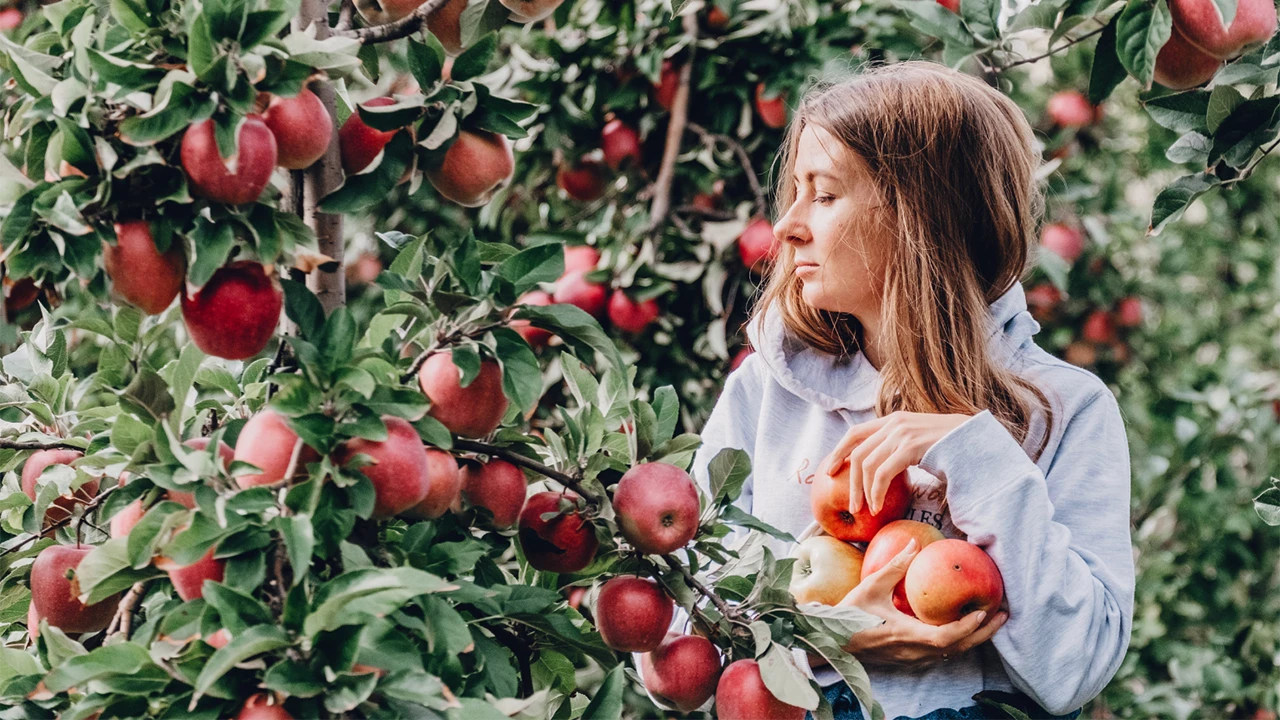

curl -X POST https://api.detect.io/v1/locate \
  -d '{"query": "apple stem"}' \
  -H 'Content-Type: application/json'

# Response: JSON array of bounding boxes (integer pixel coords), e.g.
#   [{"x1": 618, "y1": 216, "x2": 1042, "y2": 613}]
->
[
  {"x1": 686, "y1": 123, "x2": 767, "y2": 217},
  {"x1": 645, "y1": 13, "x2": 699, "y2": 235},
  {"x1": 662, "y1": 554, "x2": 739, "y2": 623},
  {"x1": 334, "y1": 0, "x2": 356, "y2": 32}
]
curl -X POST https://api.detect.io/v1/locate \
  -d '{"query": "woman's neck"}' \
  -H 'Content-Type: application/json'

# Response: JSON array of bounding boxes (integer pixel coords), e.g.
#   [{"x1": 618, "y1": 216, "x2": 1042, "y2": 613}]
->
[{"x1": 859, "y1": 312, "x2": 884, "y2": 370}]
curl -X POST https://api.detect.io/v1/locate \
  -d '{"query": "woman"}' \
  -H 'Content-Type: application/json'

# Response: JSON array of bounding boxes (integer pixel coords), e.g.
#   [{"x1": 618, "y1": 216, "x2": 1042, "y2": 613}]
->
[{"x1": 680, "y1": 62, "x2": 1134, "y2": 719}]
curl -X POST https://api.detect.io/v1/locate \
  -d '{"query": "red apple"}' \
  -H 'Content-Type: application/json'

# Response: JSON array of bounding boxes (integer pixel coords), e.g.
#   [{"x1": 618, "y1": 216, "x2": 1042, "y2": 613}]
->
[
  {"x1": 402, "y1": 449, "x2": 462, "y2": 520},
  {"x1": 641, "y1": 633, "x2": 723, "y2": 712},
  {"x1": 339, "y1": 97, "x2": 399, "y2": 175},
  {"x1": 500, "y1": 0, "x2": 565, "y2": 22},
  {"x1": 1169, "y1": 0, "x2": 1277, "y2": 59},
  {"x1": 426, "y1": 130, "x2": 515, "y2": 207},
  {"x1": 553, "y1": 271, "x2": 607, "y2": 319},
  {"x1": 860, "y1": 520, "x2": 945, "y2": 616},
  {"x1": 753, "y1": 83, "x2": 788, "y2": 130},
  {"x1": 109, "y1": 500, "x2": 148, "y2": 539},
  {"x1": 160, "y1": 546, "x2": 226, "y2": 602},
  {"x1": 564, "y1": 245, "x2": 601, "y2": 274},
  {"x1": 607, "y1": 290, "x2": 659, "y2": 334},
  {"x1": 789, "y1": 535, "x2": 865, "y2": 606},
  {"x1": 729, "y1": 347, "x2": 753, "y2": 371},
  {"x1": 237, "y1": 693, "x2": 293, "y2": 720},
  {"x1": 419, "y1": 352, "x2": 510, "y2": 438},
  {"x1": 512, "y1": 290, "x2": 555, "y2": 348},
  {"x1": 461, "y1": 459, "x2": 527, "y2": 528},
  {"x1": 517, "y1": 491, "x2": 599, "y2": 574},
  {"x1": 738, "y1": 218, "x2": 778, "y2": 273},
  {"x1": 263, "y1": 88, "x2": 334, "y2": 170},
  {"x1": 1082, "y1": 309, "x2": 1117, "y2": 344},
  {"x1": 612, "y1": 463, "x2": 699, "y2": 555},
  {"x1": 181, "y1": 117, "x2": 277, "y2": 205},
  {"x1": 30, "y1": 545, "x2": 121, "y2": 634},
  {"x1": 347, "y1": 253, "x2": 383, "y2": 286},
  {"x1": 903, "y1": 539, "x2": 1004, "y2": 626},
  {"x1": 335, "y1": 416, "x2": 432, "y2": 519},
  {"x1": 601, "y1": 119, "x2": 642, "y2": 171},
  {"x1": 181, "y1": 261, "x2": 283, "y2": 360},
  {"x1": 234, "y1": 410, "x2": 320, "y2": 488},
  {"x1": 1040, "y1": 223, "x2": 1085, "y2": 264},
  {"x1": 653, "y1": 60, "x2": 679, "y2": 112},
  {"x1": 595, "y1": 575, "x2": 673, "y2": 652},
  {"x1": 206, "y1": 628, "x2": 232, "y2": 649},
  {"x1": 809, "y1": 465, "x2": 910, "y2": 543},
  {"x1": 704, "y1": 5, "x2": 729, "y2": 30},
  {"x1": 104, "y1": 221, "x2": 185, "y2": 315},
  {"x1": 425, "y1": 0, "x2": 469, "y2": 54},
  {"x1": 716, "y1": 659, "x2": 806, "y2": 720},
  {"x1": 1154, "y1": 27, "x2": 1225, "y2": 89},
  {"x1": 1046, "y1": 91, "x2": 1099, "y2": 129},
  {"x1": 1025, "y1": 283, "x2": 1063, "y2": 321},
  {"x1": 1116, "y1": 296, "x2": 1143, "y2": 327},
  {"x1": 936, "y1": 0, "x2": 960, "y2": 12},
  {"x1": 0, "y1": 7, "x2": 22, "y2": 29},
  {"x1": 556, "y1": 159, "x2": 610, "y2": 202},
  {"x1": 26, "y1": 601, "x2": 40, "y2": 639},
  {"x1": 21, "y1": 450, "x2": 96, "y2": 527}
]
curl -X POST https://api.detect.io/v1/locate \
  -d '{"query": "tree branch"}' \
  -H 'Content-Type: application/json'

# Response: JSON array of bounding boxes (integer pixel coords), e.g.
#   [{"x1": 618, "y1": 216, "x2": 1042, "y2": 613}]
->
[
  {"x1": 996, "y1": 25, "x2": 1107, "y2": 73},
  {"x1": 452, "y1": 438, "x2": 601, "y2": 505},
  {"x1": 335, "y1": 0, "x2": 356, "y2": 32},
  {"x1": 1, "y1": 486, "x2": 118, "y2": 557},
  {"x1": 400, "y1": 317, "x2": 512, "y2": 383},
  {"x1": 336, "y1": 0, "x2": 451, "y2": 43},
  {"x1": 106, "y1": 582, "x2": 147, "y2": 640},
  {"x1": 645, "y1": 13, "x2": 699, "y2": 234},
  {"x1": 661, "y1": 554, "x2": 738, "y2": 621},
  {"x1": 686, "y1": 122, "x2": 767, "y2": 216},
  {"x1": 0, "y1": 438, "x2": 85, "y2": 451}
]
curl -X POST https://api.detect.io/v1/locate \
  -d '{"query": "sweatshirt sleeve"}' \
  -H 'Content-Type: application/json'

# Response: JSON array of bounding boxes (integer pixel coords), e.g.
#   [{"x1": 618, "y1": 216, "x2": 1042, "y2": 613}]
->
[
  {"x1": 632, "y1": 359, "x2": 764, "y2": 711},
  {"x1": 916, "y1": 390, "x2": 1135, "y2": 716}
]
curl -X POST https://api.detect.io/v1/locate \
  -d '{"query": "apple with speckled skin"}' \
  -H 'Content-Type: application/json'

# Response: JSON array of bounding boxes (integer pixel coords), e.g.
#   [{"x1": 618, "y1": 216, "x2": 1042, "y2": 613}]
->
[
  {"x1": 904, "y1": 539, "x2": 1004, "y2": 626},
  {"x1": 426, "y1": 130, "x2": 515, "y2": 207},
  {"x1": 810, "y1": 464, "x2": 910, "y2": 543},
  {"x1": 30, "y1": 545, "x2": 120, "y2": 633},
  {"x1": 641, "y1": 632, "x2": 723, "y2": 712},
  {"x1": 335, "y1": 416, "x2": 432, "y2": 519},
  {"x1": 104, "y1": 221, "x2": 184, "y2": 315},
  {"x1": 518, "y1": 491, "x2": 599, "y2": 573},
  {"x1": 613, "y1": 463, "x2": 699, "y2": 555},
  {"x1": 420, "y1": 352, "x2": 510, "y2": 438},
  {"x1": 181, "y1": 262, "x2": 282, "y2": 360},
  {"x1": 461, "y1": 459, "x2": 527, "y2": 528},
  {"x1": 716, "y1": 659, "x2": 806, "y2": 720},
  {"x1": 595, "y1": 576, "x2": 673, "y2": 652},
  {"x1": 181, "y1": 117, "x2": 277, "y2": 205},
  {"x1": 861, "y1": 520, "x2": 946, "y2": 616}
]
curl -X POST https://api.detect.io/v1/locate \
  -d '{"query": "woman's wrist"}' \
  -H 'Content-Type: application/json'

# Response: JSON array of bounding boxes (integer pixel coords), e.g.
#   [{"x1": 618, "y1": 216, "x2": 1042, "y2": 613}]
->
[{"x1": 807, "y1": 651, "x2": 830, "y2": 668}]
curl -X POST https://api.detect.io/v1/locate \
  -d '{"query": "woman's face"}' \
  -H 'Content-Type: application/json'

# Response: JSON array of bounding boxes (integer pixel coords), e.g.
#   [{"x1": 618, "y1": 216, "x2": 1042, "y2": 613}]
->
[{"x1": 774, "y1": 124, "x2": 896, "y2": 318}]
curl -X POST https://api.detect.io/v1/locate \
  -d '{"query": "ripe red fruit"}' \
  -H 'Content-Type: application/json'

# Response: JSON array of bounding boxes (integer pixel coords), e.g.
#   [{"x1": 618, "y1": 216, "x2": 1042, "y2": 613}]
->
[
  {"x1": 704, "y1": 5, "x2": 729, "y2": 30},
  {"x1": 234, "y1": 410, "x2": 320, "y2": 488},
  {"x1": 564, "y1": 245, "x2": 602, "y2": 274},
  {"x1": 403, "y1": 449, "x2": 462, "y2": 520},
  {"x1": 105, "y1": 221, "x2": 185, "y2": 315},
  {"x1": 1025, "y1": 283, "x2": 1064, "y2": 320},
  {"x1": 1116, "y1": 296, "x2": 1144, "y2": 327},
  {"x1": 237, "y1": 693, "x2": 293, "y2": 720},
  {"x1": 738, "y1": 218, "x2": 778, "y2": 273},
  {"x1": 263, "y1": 88, "x2": 334, "y2": 170},
  {"x1": 1040, "y1": 223, "x2": 1085, "y2": 264},
  {"x1": 810, "y1": 466, "x2": 911, "y2": 543},
  {"x1": 641, "y1": 633, "x2": 723, "y2": 712},
  {"x1": 161, "y1": 546, "x2": 226, "y2": 601},
  {"x1": 601, "y1": 119, "x2": 642, "y2": 171},
  {"x1": 1154, "y1": 27, "x2": 1224, "y2": 89},
  {"x1": 426, "y1": 130, "x2": 515, "y2": 207},
  {"x1": 21, "y1": 449, "x2": 95, "y2": 527},
  {"x1": 936, "y1": 0, "x2": 959, "y2": 11},
  {"x1": 556, "y1": 159, "x2": 610, "y2": 202},
  {"x1": 903, "y1": 539, "x2": 1004, "y2": 625},
  {"x1": 206, "y1": 628, "x2": 232, "y2": 649},
  {"x1": 30, "y1": 545, "x2": 120, "y2": 634},
  {"x1": 181, "y1": 117, "x2": 277, "y2": 205},
  {"x1": 553, "y1": 271, "x2": 608, "y2": 319},
  {"x1": 335, "y1": 416, "x2": 432, "y2": 519},
  {"x1": 1169, "y1": 0, "x2": 1277, "y2": 59},
  {"x1": 607, "y1": 290, "x2": 659, "y2": 334},
  {"x1": 181, "y1": 261, "x2": 283, "y2": 360},
  {"x1": 512, "y1": 290, "x2": 555, "y2": 348},
  {"x1": 517, "y1": 491, "x2": 599, "y2": 574},
  {"x1": 0, "y1": 7, "x2": 22, "y2": 29},
  {"x1": 860, "y1": 520, "x2": 946, "y2": 616},
  {"x1": 500, "y1": 0, "x2": 566, "y2": 22},
  {"x1": 716, "y1": 659, "x2": 806, "y2": 720},
  {"x1": 419, "y1": 352, "x2": 510, "y2": 438},
  {"x1": 753, "y1": 83, "x2": 788, "y2": 129},
  {"x1": 613, "y1": 463, "x2": 700, "y2": 555},
  {"x1": 729, "y1": 347, "x2": 753, "y2": 371},
  {"x1": 339, "y1": 97, "x2": 399, "y2": 175},
  {"x1": 1082, "y1": 309, "x2": 1117, "y2": 344},
  {"x1": 595, "y1": 576, "x2": 674, "y2": 652},
  {"x1": 1046, "y1": 91, "x2": 1099, "y2": 129},
  {"x1": 654, "y1": 61, "x2": 680, "y2": 111},
  {"x1": 113, "y1": 437, "x2": 231, "y2": 536},
  {"x1": 461, "y1": 459, "x2": 527, "y2": 528},
  {"x1": 109, "y1": 501, "x2": 147, "y2": 539},
  {"x1": 424, "y1": 0, "x2": 467, "y2": 54}
]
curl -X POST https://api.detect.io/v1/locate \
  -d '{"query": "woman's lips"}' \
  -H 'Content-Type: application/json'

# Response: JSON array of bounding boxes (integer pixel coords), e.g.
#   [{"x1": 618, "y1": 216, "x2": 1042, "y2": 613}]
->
[{"x1": 795, "y1": 262, "x2": 818, "y2": 277}]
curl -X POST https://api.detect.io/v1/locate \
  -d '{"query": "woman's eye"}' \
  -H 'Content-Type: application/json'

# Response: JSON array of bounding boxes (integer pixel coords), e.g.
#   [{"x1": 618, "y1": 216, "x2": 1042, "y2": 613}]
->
[{"x1": 814, "y1": 195, "x2": 835, "y2": 205}]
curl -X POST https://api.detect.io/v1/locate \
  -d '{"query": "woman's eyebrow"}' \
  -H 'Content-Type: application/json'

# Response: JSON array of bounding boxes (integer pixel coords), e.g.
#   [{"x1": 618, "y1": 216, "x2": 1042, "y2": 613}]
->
[{"x1": 794, "y1": 170, "x2": 840, "y2": 183}]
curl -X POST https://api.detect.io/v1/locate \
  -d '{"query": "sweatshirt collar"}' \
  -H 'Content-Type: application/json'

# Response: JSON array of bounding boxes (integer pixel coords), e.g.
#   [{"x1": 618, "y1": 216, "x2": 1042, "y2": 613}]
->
[{"x1": 745, "y1": 282, "x2": 1039, "y2": 413}]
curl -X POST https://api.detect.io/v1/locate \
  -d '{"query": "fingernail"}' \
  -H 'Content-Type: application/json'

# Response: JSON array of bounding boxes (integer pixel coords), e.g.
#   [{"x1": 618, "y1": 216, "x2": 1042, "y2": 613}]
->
[
  {"x1": 975, "y1": 611, "x2": 987, "y2": 623},
  {"x1": 903, "y1": 539, "x2": 918, "y2": 553}
]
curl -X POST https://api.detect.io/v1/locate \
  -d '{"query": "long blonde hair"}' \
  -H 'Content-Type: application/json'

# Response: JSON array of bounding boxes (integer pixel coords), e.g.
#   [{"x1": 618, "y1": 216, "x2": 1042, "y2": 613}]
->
[{"x1": 755, "y1": 60, "x2": 1054, "y2": 457}]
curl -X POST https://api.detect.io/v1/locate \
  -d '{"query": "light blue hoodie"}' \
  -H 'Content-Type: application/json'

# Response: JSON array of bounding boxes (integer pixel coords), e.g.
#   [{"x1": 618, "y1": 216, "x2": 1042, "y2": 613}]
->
[{"x1": 669, "y1": 281, "x2": 1135, "y2": 719}]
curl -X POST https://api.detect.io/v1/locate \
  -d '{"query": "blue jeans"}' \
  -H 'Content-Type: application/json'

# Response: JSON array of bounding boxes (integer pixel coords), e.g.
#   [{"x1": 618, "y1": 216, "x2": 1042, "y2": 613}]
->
[{"x1": 806, "y1": 683, "x2": 1084, "y2": 720}]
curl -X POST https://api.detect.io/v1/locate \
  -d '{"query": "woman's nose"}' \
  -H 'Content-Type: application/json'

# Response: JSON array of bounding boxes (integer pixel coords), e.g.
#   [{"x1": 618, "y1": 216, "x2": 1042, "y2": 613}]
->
[{"x1": 775, "y1": 204, "x2": 808, "y2": 246}]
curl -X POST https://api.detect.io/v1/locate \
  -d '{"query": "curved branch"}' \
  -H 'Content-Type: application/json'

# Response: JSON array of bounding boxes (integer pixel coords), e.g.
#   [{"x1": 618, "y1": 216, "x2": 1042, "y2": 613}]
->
[
  {"x1": 645, "y1": 13, "x2": 700, "y2": 234},
  {"x1": 0, "y1": 438, "x2": 86, "y2": 451},
  {"x1": 452, "y1": 438, "x2": 601, "y2": 505},
  {"x1": 1, "y1": 485, "x2": 118, "y2": 557},
  {"x1": 996, "y1": 25, "x2": 1107, "y2": 73},
  {"x1": 686, "y1": 122, "x2": 767, "y2": 216},
  {"x1": 336, "y1": 0, "x2": 451, "y2": 43},
  {"x1": 662, "y1": 554, "x2": 738, "y2": 621},
  {"x1": 106, "y1": 582, "x2": 147, "y2": 639}
]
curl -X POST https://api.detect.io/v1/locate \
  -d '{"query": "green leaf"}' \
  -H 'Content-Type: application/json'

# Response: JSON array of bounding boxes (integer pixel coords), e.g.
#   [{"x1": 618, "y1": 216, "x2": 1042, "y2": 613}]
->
[
  {"x1": 959, "y1": 0, "x2": 999, "y2": 41},
  {"x1": 497, "y1": 243, "x2": 564, "y2": 296},
  {"x1": 408, "y1": 36, "x2": 446, "y2": 89},
  {"x1": 43, "y1": 642, "x2": 156, "y2": 693},
  {"x1": 1206, "y1": 85, "x2": 1246, "y2": 133},
  {"x1": 450, "y1": 32, "x2": 498, "y2": 82},
  {"x1": 512, "y1": 304, "x2": 624, "y2": 373},
  {"x1": 278, "y1": 514, "x2": 315, "y2": 586},
  {"x1": 580, "y1": 664, "x2": 626, "y2": 720},
  {"x1": 1253, "y1": 480, "x2": 1280, "y2": 526},
  {"x1": 709, "y1": 447, "x2": 751, "y2": 504},
  {"x1": 1088, "y1": 15, "x2": 1126, "y2": 105},
  {"x1": 494, "y1": 329, "x2": 541, "y2": 414},
  {"x1": 1115, "y1": 0, "x2": 1171, "y2": 87},
  {"x1": 1148, "y1": 172, "x2": 1220, "y2": 234},
  {"x1": 304, "y1": 568, "x2": 456, "y2": 636},
  {"x1": 722, "y1": 505, "x2": 796, "y2": 543},
  {"x1": 167, "y1": 343, "x2": 206, "y2": 435},
  {"x1": 194, "y1": 625, "x2": 292, "y2": 701},
  {"x1": 118, "y1": 76, "x2": 217, "y2": 146},
  {"x1": 757, "y1": 643, "x2": 820, "y2": 710},
  {"x1": 319, "y1": 132, "x2": 413, "y2": 213},
  {"x1": 86, "y1": 49, "x2": 165, "y2": 92},
  {"x1": 281, "y1": 279, "x2": 325, "y2": 342},
  {"x1": 186, "y1": 216, "x2": 236, "y2": 288},
  {"x1": 74, "y1": 536, "x2": 164, "y2": 604},
  {"x1": 800, "y1": 633, "x2": 884, "y2": 720},
  {"x1": 0, "y1": 647, "x2": 42, "y2": 687},
  {"x1": 120, "y1": 367, "x2": 177, "y2": 422}
]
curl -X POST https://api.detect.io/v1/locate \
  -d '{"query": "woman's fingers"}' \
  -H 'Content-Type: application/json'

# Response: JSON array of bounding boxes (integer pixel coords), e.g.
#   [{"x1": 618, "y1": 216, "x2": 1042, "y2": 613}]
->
[
  {"x1": 865, "y1": 446, "x2": 914, "y2": 516},
  {"x1": 859, "y1": 538, "x2": 918, "y2": 594},
  {"x1": 920, "y1": 609, "x2": 988, "y2": 649},
  {"x1": 946, "y1": 611, "x2": 1009, "y2": 655},
  {"x1": 846, "y1": 424, "x2": 892, "y2": 514}
]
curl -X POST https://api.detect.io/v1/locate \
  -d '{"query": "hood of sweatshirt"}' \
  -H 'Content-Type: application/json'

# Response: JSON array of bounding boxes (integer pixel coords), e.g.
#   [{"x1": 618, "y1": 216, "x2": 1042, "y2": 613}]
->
[{"x1": 744, "y1": 281, "x2": 1039, "y2": 413}]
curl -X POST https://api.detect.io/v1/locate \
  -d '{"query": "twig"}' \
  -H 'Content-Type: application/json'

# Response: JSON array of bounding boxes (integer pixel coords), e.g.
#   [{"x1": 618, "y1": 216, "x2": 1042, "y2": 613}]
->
[
  {"x1": 686, "y1": 122, "x2": 767, "y2": 215},
  {"x1": 336, "y1": 0, "x2": 450, "y2": 43},
  {"x1": 643, "y1": 557, "x2": 723, "y2": 640},
  {"x1": 400, "y1": 317, "x2": 512, "y2": 383},
  {"x1": 645, "y1": 13, "x2": 699, "y2": 234},
  {"x1": 335, "y1": 0, "x2": 356, "y2": 32},
  {"x1": 662, "y1": 554, "x2": 738, "y2": 621},
  {"x1": 1, "y1": 486, "x2": 117, "y2": 557},
  {"x1": 452, "y1": 438, "x2": 600, "y2": 505},
  {"x1": 0, "y1": 438, "x2": 85, "y2": 451},
  {"x1": 487, "y1": 623, "x2": 535, "y2": 698},
  {"x1": 1223, "y1": 136, "x2": 1280, "y2": 187},
  {"x1": 107, "y1": 582, "x2": 147, "y2": 640},
  {"x1": 996, "y1": 25, "x2": 1107, "y2": 73}
]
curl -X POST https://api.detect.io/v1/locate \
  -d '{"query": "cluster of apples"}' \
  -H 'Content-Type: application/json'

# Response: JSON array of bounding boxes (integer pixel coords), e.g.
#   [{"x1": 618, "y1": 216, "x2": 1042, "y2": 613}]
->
[
  {"x1": 1154, "y1": 0, "x2": 1277, "y2": 89},
  {"x1": 791, "y1": 467, "x2": 1004, "y2": 626},
  {"x1": 555, "y1": 117, "x2": 643, "y2": 203},
  {"x1": 513, "y1": 245, "x2": 662, "y2": 340}
]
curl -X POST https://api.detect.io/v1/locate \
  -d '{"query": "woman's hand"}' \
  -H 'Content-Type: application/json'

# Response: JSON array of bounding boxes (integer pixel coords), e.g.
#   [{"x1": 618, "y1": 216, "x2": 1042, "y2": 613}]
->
[
  {"x1": 836, "y1": 539, "x2": 1007, "y2": 667},
  {"x1": 817, "y1": 411, "x2": 972, "y2": 515}
]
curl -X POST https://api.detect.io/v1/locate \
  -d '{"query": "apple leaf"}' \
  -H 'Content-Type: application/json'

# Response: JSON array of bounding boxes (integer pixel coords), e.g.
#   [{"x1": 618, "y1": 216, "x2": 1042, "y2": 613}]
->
[
  {"x1": 800, "y1": 632, "x2": 884, "y2": 720},
  {"x1": 1254, "y1": 479, "x2": 1280, "y2": 526},
  {"x1": 193, "y1": 625, "x2": 292, "y2": 703},
  {"x1": 1148, "y1": 172, "x2": 1220, "y2": 235},
  {"x1": 758, "y1": 642, "x2": 820, "y2": 711},
  {"x1": 1088, "y1": 16, "x2": 1126, "y2": 106},
  {"x1": 43, "y1": 642, "x2": 157, "y2": 693},
  {"x1": 708, "y1": 447, "x2": 752, "y2": 505},
  {"x1": 580, "y1": 664, "x2": 626, "y2": 720},
  {"x1": 1115, "y1": 0, "x2": 1171, "y2": 87}
]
